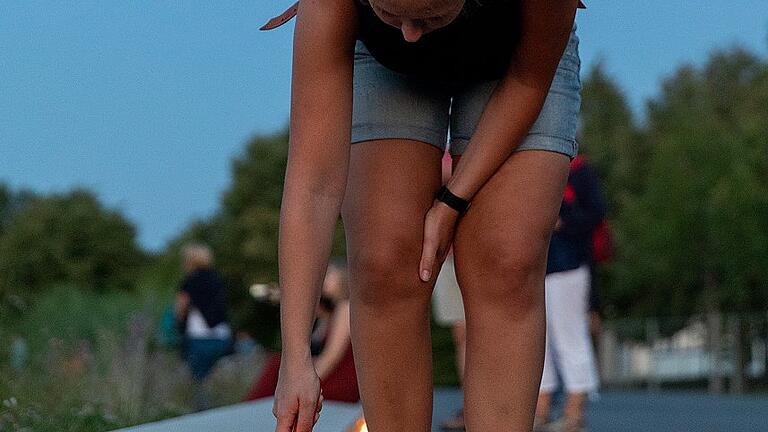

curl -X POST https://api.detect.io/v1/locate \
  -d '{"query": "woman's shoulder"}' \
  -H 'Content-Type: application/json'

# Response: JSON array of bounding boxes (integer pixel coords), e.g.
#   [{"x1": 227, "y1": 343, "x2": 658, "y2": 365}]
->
[{"x1": 261, "y1": 0, "x2": 359, "y2": 32}]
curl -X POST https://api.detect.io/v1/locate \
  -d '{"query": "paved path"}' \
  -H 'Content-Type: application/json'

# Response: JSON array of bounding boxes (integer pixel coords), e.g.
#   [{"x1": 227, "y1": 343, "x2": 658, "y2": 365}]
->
[
  {"x1": 115, "y1": 389, "x2": 768, "y2": 432},
  {"x1": 113, "y1": 399, "x2": 361, "y2": 432},
  {"x1": 584, "y1": 391, "x2": 768, "y2": 432}
]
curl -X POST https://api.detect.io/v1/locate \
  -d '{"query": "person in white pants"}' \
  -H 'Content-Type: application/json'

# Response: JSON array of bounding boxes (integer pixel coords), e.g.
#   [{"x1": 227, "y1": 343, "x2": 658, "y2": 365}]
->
[
  {"x1": 536, "y1": 265, "x2": 599, "y2": 431},
  {"x1": 433, "y1": 252, "x2": 467, "y2": 431},
  {"x1": 535, "y1": 155, "x2": 606, "y2": 432},
  {"x1": 432, "y1": 152, "x2": 468, "y2": 431}
]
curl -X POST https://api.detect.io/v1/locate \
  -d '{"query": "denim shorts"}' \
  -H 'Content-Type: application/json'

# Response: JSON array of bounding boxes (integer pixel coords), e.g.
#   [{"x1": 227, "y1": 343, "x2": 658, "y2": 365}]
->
[{"x1": 351, "y1": 28, "x2": 582, "y2": 158}]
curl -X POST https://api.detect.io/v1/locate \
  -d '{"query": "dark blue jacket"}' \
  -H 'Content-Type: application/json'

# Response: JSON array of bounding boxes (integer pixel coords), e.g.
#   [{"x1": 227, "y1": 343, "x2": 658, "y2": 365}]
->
[
  {"x1": 180, "y1": 268, "x2": 229, "y2": 329},
  {"x1": 546, "y1": 158, "x2": 607, "y2": 274}
]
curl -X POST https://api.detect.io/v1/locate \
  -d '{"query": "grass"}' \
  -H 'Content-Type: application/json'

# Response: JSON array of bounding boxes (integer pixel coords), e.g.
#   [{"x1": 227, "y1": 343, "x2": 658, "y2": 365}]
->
[
  {"x1": 0, "y1": 286, "x2": 263, "y2": 432},
  {"x1": 9, "y1": 285, "x2": 767, "y2": 431},
  {"x1": 0, "y1": 283, "x2": 462, "y2": 431},
  {"x1": 432, "y1": 322, "x2": 460, "y2": 387}
]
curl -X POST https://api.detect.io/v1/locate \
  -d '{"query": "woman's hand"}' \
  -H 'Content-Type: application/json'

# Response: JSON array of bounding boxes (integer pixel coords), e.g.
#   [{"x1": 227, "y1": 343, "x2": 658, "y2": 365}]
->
[
  {"x1": 273, "y1": 356, "x2": 324, "y2": 432},
  {"x1": 419, "y1": 201, "x2": 461, "y2": 282}
]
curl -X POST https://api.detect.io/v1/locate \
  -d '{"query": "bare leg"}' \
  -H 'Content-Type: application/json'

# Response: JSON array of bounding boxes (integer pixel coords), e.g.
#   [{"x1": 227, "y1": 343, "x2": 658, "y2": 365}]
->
[
  {"x1": 341, "y1": 139, "x2": 443, "y2": 431},
  {"x1": 564, "y1": 392, "x2": 588, "y2": 429},
  {"x1": 453, "y1": 151, "x2": 570, "y2": 431},
  {"x1": 439, "y1": 321, "x2": 468, "y2": 430},
  {"x1": 535, "y1": 393, "x2": 553, "y2": 426},
  {"x1": 452, "y1": 321, "x2": 467, "y2": 382}
]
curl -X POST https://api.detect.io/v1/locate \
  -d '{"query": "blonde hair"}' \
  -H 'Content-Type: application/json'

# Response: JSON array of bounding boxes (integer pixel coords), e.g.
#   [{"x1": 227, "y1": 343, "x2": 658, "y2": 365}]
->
[
  {"x1": 182, "y1": 243, "x2": 214, "y2": 270},
  {"x1": 326, "y1": 258, "x2": 350, "y2": 300}
]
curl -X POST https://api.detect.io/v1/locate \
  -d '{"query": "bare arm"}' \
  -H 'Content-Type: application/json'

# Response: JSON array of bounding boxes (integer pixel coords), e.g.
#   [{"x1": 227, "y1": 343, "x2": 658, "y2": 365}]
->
[
  {"x1": 418, "y1": 0, "x2": 580, "y2": 279},
  {"x1": 447, "y1": 0, "x2": 579, "y2": 199},
  {"x1": 175, "y1": 292, "x2": 190, "y2": 321},
  {"x1": 313, "y1": 300, "x2": 351, "y2": 380},
  {"x1": 273, "y1": 2, "x2": 357, "y2": 430},
  {"x1": 279, "y1": 0, "x2": 357, "y2": 363}
]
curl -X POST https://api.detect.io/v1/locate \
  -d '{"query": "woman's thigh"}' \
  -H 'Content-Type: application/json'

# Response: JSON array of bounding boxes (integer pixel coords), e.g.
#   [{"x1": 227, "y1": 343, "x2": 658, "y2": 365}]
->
[
  {"x1": 341, "y1": 139, "x2": 443, "y2": 303},
  {"x1": 452, "y1": 150, "x2": 570, "y2": 308},
  {"x1": 348, "y1": 42, "x2": 451, "y2": 276},
  {"x1": 449, "y1": 30, "x2": 581, "y2": 298}
]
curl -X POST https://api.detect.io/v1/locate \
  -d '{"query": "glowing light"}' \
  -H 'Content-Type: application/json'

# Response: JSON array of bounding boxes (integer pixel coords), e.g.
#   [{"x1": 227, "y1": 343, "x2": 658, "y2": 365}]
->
[
  {"x1": 345, "y1": 416, "x2": 368, "y2": 432},
  {"x1": 249, "y1": 283, "x2": 269, "y2": 299}
]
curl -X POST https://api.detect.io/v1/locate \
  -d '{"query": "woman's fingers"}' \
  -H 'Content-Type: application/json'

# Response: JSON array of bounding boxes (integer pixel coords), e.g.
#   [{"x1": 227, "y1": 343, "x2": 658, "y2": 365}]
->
[
  {"x1": 313, "y1": 390, "x2": 323, "y2": 424},
  {"x1": 274, "y1": 410, "x2": 296, "y2": 432},
  {"x1": 419, "y1": 220, "x2": 438, "y2": 282},
  {"x1": 293, "y1": 395, "x2": 319, "y2": 432},
  {"x1": 274, "y1": 394, "x2": 318, "y2": 432},
  {"x1": 273, "y1": 362, "x2": 322, "y2": 432},
  {"x1": 273, "y1": 396, "x2": 298, "y2": 432},
  {"x1": 420, "y1": 204, "x2": 458, "y2": 282}
]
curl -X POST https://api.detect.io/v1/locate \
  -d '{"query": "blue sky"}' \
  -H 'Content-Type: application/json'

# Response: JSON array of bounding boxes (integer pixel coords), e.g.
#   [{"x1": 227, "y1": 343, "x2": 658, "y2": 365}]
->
[{"x1": 1, "y1": 1, "x2": 767, "y2": 251}]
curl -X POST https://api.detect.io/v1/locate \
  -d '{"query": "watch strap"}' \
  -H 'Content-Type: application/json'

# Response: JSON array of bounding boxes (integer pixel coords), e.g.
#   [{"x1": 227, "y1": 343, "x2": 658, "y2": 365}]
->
[{"x1": 436, "y1": 186, "x2": 470, "y2": 214}]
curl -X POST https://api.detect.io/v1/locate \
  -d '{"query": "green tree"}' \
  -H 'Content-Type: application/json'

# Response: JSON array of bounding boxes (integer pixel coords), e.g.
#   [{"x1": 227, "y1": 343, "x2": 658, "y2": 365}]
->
[
  {"x1": 609, "y1": 47, "x2": 768, "y2": 317},
  {"x1": 0, "y1": 185, "x2": 35, "y2": 235},
  {"x1": 579, "y1": 62, "x2": 646, "y2": 211},
  {"x1": 0, "y1": 184, "x2": 10, "y2": 234},
  {"x1": 578, "y1": 63, "x2": 645, "y2": 318},
  {"x1": 223, "y1": 131, "x2": 290, "y2": 215},
  {"x1": 217, "y1": 131, "x2": 290, "y2": 287},
  {"x1": 170, "y1": 131, "x2": 346, "y2": 345},
  {"x1": 0, "y1": 189, "x2": 147, "y2": 299}
]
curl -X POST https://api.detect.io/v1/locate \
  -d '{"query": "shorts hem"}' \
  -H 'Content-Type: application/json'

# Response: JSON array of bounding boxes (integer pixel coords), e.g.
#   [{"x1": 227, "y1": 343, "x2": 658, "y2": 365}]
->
[
  {"x1": 562, "y1": 383, "x2": 600, "y2": 394},
  {"x1": 540, "y1": 383, "x2": 599, "y2": 394},
  {"x1": 450, "y1": 133, "x2": 577, "y2": 159},
  {"x1": 539, "y1": 383, "x2": 559, "y2": 393},
  {"x1": 351, "y1": 125, "x2": 447, "y2": 152}
]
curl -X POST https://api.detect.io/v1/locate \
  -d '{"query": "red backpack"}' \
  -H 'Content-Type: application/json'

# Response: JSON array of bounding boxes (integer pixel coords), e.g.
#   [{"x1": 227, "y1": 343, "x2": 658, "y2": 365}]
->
[
  {"x1": 569, "y1": 156, "x2": 615, "y2": 264},
  {"x1": 591, "y1": 220, "x2": 615, "y2": 264}
]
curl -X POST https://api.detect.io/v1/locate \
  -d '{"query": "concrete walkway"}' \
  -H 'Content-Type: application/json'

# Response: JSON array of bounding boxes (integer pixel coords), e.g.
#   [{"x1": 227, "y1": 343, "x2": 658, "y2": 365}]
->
[
  {"x1": 115, "y1": 389, "x2": 768, "y2": 432},
  {"x1": 113, "y1": 399, "x2": 361, "y2": 432}
]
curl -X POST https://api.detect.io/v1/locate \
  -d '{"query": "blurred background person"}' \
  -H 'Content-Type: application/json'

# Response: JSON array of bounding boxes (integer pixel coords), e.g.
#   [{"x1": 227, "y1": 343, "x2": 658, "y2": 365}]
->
[
  {"x1": 234, "y1": 330, "x2": 259, "y2": 356},
  {"x1": 434, "y1": 250, "x2": 466, "y2": 431},
  {"x1": 175, "y1": 243, "x2": 233, "y2": 411},
  {"x1": 10, "y1": 334, "x2": 28, "y2": 371},
  {"x1": 246, "y1": 259, "x2": 359, "y2": 403},
  {"x1": 433, "y1": 151, "x2": 467, "y2": 431},
  {"x1": 535, "y1": 155, "x2": 606, "y2": 432},
  {"x1": 586, "y1": 215, "x2": 614, "y2": 364}
]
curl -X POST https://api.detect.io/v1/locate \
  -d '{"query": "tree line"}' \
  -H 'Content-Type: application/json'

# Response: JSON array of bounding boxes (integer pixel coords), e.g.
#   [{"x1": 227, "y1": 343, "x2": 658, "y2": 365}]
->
[
  {"x1": 2, "y1": 44, "x2": 766, "y2": 340},
  {"x1": 581, "y1": 47, "x2": 768, "y2": 319},
  {"x1": 0, "y1": 186, "x2": 146, "y2": 314}
]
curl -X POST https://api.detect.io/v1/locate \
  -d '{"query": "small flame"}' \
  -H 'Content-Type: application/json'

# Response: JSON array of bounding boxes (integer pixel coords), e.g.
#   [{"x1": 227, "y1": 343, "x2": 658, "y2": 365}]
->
[{"x1": 346, "y1": 416, "x2": 368, "y2": 432}]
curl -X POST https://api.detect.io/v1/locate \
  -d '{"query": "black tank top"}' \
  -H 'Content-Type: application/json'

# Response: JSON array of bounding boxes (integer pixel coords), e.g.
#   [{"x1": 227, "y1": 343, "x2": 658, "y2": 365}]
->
[
  {"x1": 260, "y1": 1, "x2": 585, "y2": 85},
  {"x1": 356, "y1": 0, "x2": 523, "y2": 85}
]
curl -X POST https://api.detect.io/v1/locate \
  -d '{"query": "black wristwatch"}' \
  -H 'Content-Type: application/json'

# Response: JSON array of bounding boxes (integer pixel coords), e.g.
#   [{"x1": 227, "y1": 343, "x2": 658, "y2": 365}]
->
[{"x1": 436, "y1": 185, "x2": 470, "y2": 214}]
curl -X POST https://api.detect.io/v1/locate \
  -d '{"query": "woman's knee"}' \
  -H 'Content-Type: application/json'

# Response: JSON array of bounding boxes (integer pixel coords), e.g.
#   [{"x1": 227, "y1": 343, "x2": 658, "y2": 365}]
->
[
  {"x1": 348, "y1": 240, "x2": 429, "y2": 307},
  {"x1": 456, "y1": 242, "x2": 547, "y2": 312}
]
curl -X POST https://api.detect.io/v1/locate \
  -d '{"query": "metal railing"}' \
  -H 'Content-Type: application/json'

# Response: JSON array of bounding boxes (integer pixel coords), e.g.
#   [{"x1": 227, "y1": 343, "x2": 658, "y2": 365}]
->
[{"x1": 598, "y1": 313, "x2": 768, "y2": 393}]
